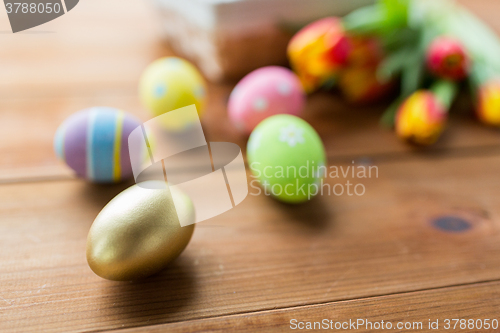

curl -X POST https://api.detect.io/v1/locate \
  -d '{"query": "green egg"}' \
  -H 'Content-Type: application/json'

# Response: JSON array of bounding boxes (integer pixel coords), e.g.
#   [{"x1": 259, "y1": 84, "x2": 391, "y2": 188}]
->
[{"x1": 247, "y1": 115, "x2": 326, "y2": 203}]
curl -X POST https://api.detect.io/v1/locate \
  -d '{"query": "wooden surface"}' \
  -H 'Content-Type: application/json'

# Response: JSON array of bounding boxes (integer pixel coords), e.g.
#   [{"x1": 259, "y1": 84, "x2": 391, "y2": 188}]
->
[{"x1": 1, "y1": 0, "x2": 500, "y2": 332}]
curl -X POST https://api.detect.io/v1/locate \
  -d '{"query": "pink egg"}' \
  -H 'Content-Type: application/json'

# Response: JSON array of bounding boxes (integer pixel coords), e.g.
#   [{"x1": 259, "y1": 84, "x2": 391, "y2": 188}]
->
[{"x1": 228, "y1": 66, "x2": 306, "y2": 134}]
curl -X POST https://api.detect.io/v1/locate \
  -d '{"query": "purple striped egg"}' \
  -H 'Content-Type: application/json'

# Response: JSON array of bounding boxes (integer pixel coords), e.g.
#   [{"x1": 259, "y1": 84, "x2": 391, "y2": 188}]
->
[{"x1": 54, "y1": 107, "x2": 141, "y2": 183}]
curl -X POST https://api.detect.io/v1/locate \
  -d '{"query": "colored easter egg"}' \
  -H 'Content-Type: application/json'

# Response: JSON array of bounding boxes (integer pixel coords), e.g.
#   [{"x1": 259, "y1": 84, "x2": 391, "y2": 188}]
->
[
  {"x1": 247, "y1": 115, "x2": 326, "y2": 203},
  {"x1": 228, "y1": 66, "x2": 306, "y2": 134},
  {"x1": 139, "y1": 57, "x2": 207, "y2": 130},
  {"x1": 87, "y1": 181, "x2": 195, "y2": 281},
  {"x1": 54, "y1": 107, "x2": 141, "y2": 183}
]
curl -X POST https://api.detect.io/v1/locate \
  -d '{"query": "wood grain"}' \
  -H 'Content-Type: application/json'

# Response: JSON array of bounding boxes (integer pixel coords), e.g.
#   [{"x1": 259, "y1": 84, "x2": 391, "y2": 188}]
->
[
  {"x1": 0, "y1": 0, "x2": 164, "y2": 98},
  {"x1": 1, "y1": 1, "x2": 500, "y2": 182},
  {"x1": 4, "y1": 88, "x2": 500, "y2": 182},
  {"x1": 2, "y1": 154, "x2": 500, "y2": 332},
  {"x1": 121, "y1": 281, "x2": 500, "y2": 333}
]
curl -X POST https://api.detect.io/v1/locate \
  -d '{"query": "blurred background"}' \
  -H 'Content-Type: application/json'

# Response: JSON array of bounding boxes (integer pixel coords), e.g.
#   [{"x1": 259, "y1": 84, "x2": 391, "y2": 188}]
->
[{"x1": 0, "y1": 0, "x2": 498, "y2": 182}]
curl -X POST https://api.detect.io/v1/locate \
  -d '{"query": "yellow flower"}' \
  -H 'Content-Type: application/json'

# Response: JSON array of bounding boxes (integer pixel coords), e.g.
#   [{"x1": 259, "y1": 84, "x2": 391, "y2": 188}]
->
[
  {"x1": 477, "y1": 80, "x2": 500, "y2": 126},
  {"x1": 396, "y1": 91, "x2": 447, "y2": 145}
]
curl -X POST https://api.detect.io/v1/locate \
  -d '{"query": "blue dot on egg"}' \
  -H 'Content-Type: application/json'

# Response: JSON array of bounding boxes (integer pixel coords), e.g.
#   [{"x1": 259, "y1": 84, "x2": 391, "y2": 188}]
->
[
  {"x1": 165, "y1": 57, "x2": 182, "y2": 67},
  {"x1": 154, "y1": 83, "x2": 167, "y2": 99},
  {"x1": 432, "y1": 216, "x2": 472, "y2": 233},
  {"x1": 277, "y1": 82, "x2": 292, "y2": 95}
]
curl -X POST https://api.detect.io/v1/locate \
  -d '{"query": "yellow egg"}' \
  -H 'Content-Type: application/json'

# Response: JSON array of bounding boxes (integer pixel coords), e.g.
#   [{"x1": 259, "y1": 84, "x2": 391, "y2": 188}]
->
[
  {"x1": 86, "y1": 181, "x2": 195, "y2": 281},
  {"x1": 139, "y1": 57, "x2": 207, "y2": 131}
]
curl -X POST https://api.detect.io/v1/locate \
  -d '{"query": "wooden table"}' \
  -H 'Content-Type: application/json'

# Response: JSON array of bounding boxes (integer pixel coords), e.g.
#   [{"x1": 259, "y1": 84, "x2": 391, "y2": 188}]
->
[{"x1": 1, "y1": 0, "x2": 500, "y2": 332}]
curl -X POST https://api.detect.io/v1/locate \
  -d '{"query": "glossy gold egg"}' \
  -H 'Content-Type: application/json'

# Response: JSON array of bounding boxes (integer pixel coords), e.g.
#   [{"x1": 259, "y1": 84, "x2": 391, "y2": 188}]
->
[{"x1": 86, "y1": 181, "x2": 195, "y2": 281}]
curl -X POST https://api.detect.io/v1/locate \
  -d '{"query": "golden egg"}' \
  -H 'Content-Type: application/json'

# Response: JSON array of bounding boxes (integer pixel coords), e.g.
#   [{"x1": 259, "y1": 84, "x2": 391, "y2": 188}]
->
[{"x1": 86, "y1": 181, "x2": 195, "y2": 281}]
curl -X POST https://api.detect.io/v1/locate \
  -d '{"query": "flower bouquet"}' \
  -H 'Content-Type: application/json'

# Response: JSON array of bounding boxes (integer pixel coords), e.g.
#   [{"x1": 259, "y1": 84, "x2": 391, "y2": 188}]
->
[{"x1": 287, "y1": 0, "x2": 500, "y2": 145}]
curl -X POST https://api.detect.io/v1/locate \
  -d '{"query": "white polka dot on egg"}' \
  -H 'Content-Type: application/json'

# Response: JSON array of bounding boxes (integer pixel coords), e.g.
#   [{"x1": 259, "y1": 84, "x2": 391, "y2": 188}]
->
[
  {"x1": 253, "y1": 97, "x2": 268, "y2": 112},
  {"x1": 227, "y1": 66, "x2": 306, "y2": 134},
  {"x1": 277, "y1": 82, "x2": 292, "y2": 95}
]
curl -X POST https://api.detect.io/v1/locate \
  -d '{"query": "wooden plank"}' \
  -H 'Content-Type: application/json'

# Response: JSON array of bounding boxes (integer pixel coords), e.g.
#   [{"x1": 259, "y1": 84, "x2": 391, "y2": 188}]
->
[
  {"x1": 121, "y1": 281, "x2": 500, "y2": 333},
  {"x1": 2, "y1": 154, "x2": 500, "y2": 332},
  {"x1": 0, "y1": 75, "x2": 499, "y2": 181},
  {"x1": 0, "y1": 0, "x2": 166, "y2": 98},
  {"x1": 0, "y1": 95, "x2": 145, "y2": 181},
  {"x1": 3, "y1": 89, "x2": 500, "y2": 181},
  {"x1": 1, "y1": 0, "x2": 500, "y2": 182}
]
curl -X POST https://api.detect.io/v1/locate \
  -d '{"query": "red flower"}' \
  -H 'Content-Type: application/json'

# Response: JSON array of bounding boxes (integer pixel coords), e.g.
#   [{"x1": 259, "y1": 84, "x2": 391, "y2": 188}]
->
[{"x1": 426, "y1": 36, "x2": 470, "y2": 81}]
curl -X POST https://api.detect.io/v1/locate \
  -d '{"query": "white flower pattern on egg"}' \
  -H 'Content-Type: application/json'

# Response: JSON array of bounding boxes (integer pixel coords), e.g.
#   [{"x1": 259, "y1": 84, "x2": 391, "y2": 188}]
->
[{"x1": 279, "y1": 124, "x2": 305, "y2": 147}]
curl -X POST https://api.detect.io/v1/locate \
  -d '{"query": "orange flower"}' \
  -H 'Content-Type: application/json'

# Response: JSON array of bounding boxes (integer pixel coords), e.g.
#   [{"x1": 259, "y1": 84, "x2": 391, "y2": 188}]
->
[
  {"x1": 338, "y1": 65, "x2": 394, "y2": 104},
  {"x1": 395, "y1": 91, "x2": 447, "y2": 145},
  {"x1": 287, "y1": 17, "x2": 351, "y2": 92},
  {"x1": 476, "y1": 80, "x2": 500, "y2": 126},
  {"x1": 346, "y1": 36, "x2": 384, "y2": 67}
]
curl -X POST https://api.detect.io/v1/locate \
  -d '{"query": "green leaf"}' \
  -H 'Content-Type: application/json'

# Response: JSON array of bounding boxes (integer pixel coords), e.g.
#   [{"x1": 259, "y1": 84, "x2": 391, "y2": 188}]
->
[
  {"x1": 401, "y1": 51, "x2": 424, "y2": 96},
  {"x1": 429, "y1": 80, "x2": 458, "y2": 109},
  {"x1": 382, "y1": 27, "x2": 419, "y2": 51},
  {"x1": 380, "y1": 96, "x2": 405, "y2": 128},
  {"x1": 343, "y1": 5, "x2": 386, "y2": 34},
  {"x1": 377, "y1": 46, "x2": 413, "y2": 81},
  {"x1": 400, "y1": 22, "x2": 438, "y2": 96},
  {"x1": 343, "y1": 0, "x2": 409, "y2": 35},
  {"x1": 381, "y1": 0, "x2": 410, "y2": 30}
]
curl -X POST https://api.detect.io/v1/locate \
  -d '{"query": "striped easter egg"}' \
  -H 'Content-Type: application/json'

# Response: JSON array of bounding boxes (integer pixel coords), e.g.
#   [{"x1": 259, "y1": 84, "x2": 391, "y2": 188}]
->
[{"x1": 54, "y1": 107, "x2": 141, "y2": 183}]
